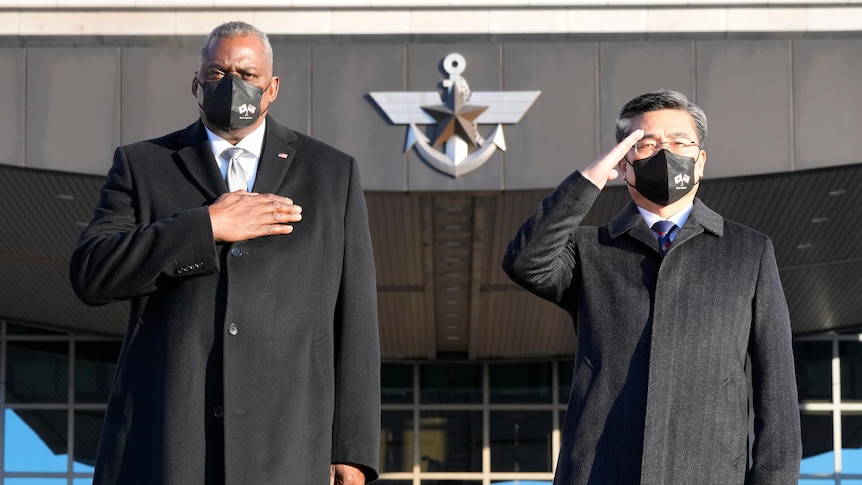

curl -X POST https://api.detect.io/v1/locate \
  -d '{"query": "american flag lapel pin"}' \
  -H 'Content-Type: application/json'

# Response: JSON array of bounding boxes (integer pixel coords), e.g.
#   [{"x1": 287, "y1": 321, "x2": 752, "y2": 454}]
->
[{"x1": 277, "y1": 152, "x2": 289, "y2": 159}]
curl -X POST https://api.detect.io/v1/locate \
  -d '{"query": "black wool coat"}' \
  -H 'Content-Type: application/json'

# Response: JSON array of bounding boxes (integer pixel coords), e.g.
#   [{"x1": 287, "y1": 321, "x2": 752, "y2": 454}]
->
[
  {"x1": 502, "y1": 171, "x2": 801, "y2": 485},
  {"x1": 70, "y1": 117, "x2": 380, "y2": 484}
]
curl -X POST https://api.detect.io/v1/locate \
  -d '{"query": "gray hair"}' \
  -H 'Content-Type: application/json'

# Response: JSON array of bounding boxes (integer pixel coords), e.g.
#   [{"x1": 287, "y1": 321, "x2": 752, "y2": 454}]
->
[
  {"x1": 199, "y1": 21, "x2": 274, "y2": 71},
  {"x1": 615, "y1": 89, "x2": 708, "y2": 147}
]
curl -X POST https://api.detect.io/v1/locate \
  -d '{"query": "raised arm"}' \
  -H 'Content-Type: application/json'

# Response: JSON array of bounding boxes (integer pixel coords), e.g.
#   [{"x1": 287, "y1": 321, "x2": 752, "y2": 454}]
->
[{"x1": 501, "y1": 130, "x2": 643, "y2": 304}]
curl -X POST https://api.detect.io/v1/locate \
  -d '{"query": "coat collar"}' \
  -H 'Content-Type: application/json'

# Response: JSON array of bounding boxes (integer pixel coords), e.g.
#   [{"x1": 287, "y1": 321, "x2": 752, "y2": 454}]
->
[
  {"x1": 607, "y1": 198, "x2": 724, "y2": 252},
  {"x1": 174, "y1": 115, "x2": 298, "y2": 199}
]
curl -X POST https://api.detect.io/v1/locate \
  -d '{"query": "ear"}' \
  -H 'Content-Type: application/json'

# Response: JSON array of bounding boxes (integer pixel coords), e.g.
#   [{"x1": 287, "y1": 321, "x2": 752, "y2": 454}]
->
[
  {"x1": 266, "y1": 75, "x2": 280, "y2": 103},
  {"x1": 617, "y1": 156, "x2": 630, "y2": 180},
  {"x1": 191, "y1": 73, "x2": 199, "y2": 97},
  {"x1": 696, "y1": 149, "x2": 706, "y2": 180}
]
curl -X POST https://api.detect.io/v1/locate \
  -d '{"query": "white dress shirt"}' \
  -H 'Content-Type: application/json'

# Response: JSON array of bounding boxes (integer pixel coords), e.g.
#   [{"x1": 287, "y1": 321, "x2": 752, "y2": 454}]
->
[{"x1": 204, "y1": 120, "x2": 267, "y2": 192}]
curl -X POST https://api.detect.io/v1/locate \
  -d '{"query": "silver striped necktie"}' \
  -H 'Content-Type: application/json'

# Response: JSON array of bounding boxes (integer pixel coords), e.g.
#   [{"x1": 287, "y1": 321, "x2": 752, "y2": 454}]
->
[{"x1": 223, "y1": 147, "x2": 247, "y2": 192}]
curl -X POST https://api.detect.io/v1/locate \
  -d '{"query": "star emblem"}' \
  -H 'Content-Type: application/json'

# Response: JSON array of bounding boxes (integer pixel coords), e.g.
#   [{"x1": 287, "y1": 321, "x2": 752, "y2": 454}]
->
[
  {"x1": 421, "y1": 92, "x2": 488, "y2": 148},
  {"x1": 368, "y1": 52, "x2": 540, "y2": 177}
]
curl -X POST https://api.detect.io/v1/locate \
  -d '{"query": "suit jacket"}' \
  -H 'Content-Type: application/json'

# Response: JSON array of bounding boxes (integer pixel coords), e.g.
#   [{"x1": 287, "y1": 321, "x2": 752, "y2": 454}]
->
[
  {"x1": 502, "y1": 171, "x2": 801, "y2": 485},
  {"x1": 70, "y1": 117, "x2": 381, "y2": 484}
]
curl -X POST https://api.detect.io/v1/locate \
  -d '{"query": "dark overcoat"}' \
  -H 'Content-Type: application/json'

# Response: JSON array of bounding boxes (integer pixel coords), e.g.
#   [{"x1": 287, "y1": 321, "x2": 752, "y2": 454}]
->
[
  {"x1": 70, "y1": 117, "x2": 380, "y2": 484},
  {"x1": 502, "y1": 171, "x2": 801, "y2": 484}
]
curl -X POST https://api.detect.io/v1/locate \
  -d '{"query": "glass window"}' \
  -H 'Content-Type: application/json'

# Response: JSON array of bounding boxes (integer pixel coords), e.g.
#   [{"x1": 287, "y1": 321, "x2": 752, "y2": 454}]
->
[
  {"x1": 1, "y1": 322, "x2": 122, "y2": 483},
  {"x1": 75, "y1": 341, "x2": 121, "y2": 404},
  {"x1": 800, "y1": 411, "x2": 834, "y2": 475},
  {"x1": 839, "y1": 341, "x2": 862, "y2": 401},
  {"x1": 420, "y1": 363, "x2": 481, "y2": 404},
  {"x1": 794, "y1": 340, "x2": 832, "y2": 402},
  {"x1": 6, "y1": 323, "x2": 64, "y2": 335},
  {"x1": 6, "y1": 341, "x2": 69, "y2": 404},
  {"x1": 4, "y1": 479, "x2": 68, "y2": 484},
  {"x1": 559, "y1": 360, "x2": 573, "y2": 404},
  {"x1": 489, "y1": 362, "x2": 551, "y2": 404},
  {"x1": 380, "y1": 410, "x2": 413, "y2": 473},
  {"x1": 4, "y1": 409, "x2": 68, "y2": 473},
  {"x1": 421, "y1": 481, "x2": 481, "y2": 485},
  {"x1": 73, "y1": 410, "x2": 104, "y2": 472},
  {"x1": 492, "y1": 482, "x2": 552, "y2": 485},
  {"x1": 418, "y1": 411, "x2": 481, "y2": 472},
  {"x1": 490, "y1": 410, "x2": 552, "y2": 472},
  {"x1": 382, "y1": 363, "x2": 413, "y2": 404},
  {"x1": 842, "y1": 411, "x2": 862, "y2": 474}
]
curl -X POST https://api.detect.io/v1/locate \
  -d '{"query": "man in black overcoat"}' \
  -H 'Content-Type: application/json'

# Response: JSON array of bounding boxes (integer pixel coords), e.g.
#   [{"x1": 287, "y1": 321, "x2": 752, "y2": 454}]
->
[
  {"x1": 503, "y1": 90, "x2": 801, "y2": 484},
  {"x1": 70, "y1": 21, "x2": 380, "y2": 484}
]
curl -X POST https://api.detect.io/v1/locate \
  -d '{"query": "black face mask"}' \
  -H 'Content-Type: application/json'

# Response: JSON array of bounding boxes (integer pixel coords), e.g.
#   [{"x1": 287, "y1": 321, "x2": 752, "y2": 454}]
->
[
  {"x1": 626, "y1": 149, "x2": 699, "y2": 206},
  {"x1": 197, "y1": 74, "x2": 265, "y2": 132}
]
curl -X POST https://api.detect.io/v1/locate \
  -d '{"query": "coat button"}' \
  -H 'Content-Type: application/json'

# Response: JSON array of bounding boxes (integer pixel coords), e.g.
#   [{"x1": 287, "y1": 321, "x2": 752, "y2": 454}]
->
[
  {"x1": 228, "y1": 323, "x2": 239, "y2": 335},
  {"x1": 231, "y1": 247, "x2": 243, "y2": 257},
  {"x1": 213, "y1": 406, "x2": 224, "y2": 417}
]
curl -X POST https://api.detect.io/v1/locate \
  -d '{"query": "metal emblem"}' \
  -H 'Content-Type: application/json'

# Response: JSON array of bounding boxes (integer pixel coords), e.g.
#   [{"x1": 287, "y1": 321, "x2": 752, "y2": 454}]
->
[{"x1": 369, "y1": 53, "x2": 540, "y2": 178}]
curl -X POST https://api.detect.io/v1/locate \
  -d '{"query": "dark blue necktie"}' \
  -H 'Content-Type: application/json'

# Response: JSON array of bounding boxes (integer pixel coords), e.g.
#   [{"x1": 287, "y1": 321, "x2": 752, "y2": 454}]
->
[{"x1": 652, "y1": 220, "x2": 677, "y2": 255}]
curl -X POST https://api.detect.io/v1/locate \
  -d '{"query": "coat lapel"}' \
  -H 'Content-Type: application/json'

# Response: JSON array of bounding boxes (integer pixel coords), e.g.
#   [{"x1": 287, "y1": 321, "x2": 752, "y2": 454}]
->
[
  {"x1": 673, "y1": 198, "x2": 724, "y2": 247},
  {"x1": 607, "y1": 201, "x2": 658, "y2": 252},
  {"x1": 606, "y1": 198, "x2": 725, "y2": 254},
  {"x1": 174, "y1": 119, "x2": 227, "y2": 199},
  {"x1": 172, "y1": 117, "x2": 300, "y2": 198},
  {"x1": 252, "y1": 117, "x2": 298, "y2": 195}
]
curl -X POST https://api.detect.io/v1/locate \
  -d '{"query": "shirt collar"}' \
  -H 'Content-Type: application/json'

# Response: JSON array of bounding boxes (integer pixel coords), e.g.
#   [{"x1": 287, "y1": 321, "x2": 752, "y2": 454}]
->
[
  {"x1": 637, "y1": 201, "x2": 694, "y2": 230},
  {"x1": 204, "y1": 119, "x2": 267, "y2": 161}
]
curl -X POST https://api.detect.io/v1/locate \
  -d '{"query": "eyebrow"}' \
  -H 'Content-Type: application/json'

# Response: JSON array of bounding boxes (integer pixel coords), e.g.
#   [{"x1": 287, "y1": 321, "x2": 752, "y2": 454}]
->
[
  {"x1": 641, "y1": 131, "x2": 695, "y2": 139},
  {"x1": 204, "y1": 62, "x2": 259, "y2": 72}
]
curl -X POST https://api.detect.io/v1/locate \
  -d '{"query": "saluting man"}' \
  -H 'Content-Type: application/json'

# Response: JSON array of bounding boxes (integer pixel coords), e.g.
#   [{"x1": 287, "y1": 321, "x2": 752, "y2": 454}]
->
[{"x1": 503, "y1": 89, "x2": 801, "y2": 484}]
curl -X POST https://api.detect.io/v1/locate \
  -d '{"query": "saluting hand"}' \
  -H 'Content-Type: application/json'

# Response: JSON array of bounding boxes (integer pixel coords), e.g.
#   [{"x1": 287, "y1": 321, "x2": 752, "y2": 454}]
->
[
  {"x1": 208, "y1": 191, "x2": 303, "y2": 242},
  {"x1": 581, "y1": 129, "x2": 644, "y2": 190}
]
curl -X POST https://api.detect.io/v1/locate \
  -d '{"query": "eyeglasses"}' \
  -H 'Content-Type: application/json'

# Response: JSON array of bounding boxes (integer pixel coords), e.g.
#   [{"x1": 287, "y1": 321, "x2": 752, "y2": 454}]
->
[{"x1": 631, "y1": 138, "x2": 701, "y2": 159}]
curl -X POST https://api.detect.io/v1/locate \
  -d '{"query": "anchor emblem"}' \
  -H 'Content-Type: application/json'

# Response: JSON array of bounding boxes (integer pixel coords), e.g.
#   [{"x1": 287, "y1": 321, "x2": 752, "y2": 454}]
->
[{"x1": 369, "y1": 53, "x2": 541, "y2": 178}]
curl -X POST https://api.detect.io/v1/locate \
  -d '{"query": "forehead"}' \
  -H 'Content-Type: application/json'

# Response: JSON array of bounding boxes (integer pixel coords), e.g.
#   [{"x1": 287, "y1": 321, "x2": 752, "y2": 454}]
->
[
  {"x1": 631, "y1": 109, "x2": 698, "y2": 140},
  {"x1": 200, "y1": 35, "x2": 268, "y2": 70}
]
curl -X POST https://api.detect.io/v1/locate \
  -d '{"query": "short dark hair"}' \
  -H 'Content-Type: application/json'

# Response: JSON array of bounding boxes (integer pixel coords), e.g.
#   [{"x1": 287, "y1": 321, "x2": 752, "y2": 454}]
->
[
  {"x1": 615, "y1": 89, "x2": 708, "y2": 147},
  {"x1": 199, "y1": 21, "x2": 273, "y2": 71}
]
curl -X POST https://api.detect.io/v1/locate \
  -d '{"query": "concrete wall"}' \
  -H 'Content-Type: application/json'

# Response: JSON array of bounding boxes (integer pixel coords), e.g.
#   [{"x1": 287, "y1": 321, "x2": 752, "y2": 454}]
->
[{"x1": 2, "y1": 35, "x2": 861, "y2": 190}]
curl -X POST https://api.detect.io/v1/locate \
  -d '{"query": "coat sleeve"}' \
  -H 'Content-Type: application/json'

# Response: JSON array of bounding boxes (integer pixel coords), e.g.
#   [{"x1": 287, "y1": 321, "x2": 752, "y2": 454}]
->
[
  {"x1": 69, "y1": 145, "x2": 218, "y2": 306},
  {"x1": 746, "y1": 236, "x2": 802, "y2": 484},
  {"x1": 501, "y1": 170, "x2": 600, "y2": 306},
  {"x1": 331, "y1": 158, "x2": 381, "y2": 481}
]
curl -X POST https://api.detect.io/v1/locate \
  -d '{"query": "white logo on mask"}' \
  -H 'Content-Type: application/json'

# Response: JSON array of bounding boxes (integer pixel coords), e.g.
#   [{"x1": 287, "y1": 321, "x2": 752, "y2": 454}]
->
[
  {"x1": 674, "y1": 173, "x2": 691, "y2": 188},
  {"x1": 238, "y1": 104, "x2": 257, "y2": 118}
]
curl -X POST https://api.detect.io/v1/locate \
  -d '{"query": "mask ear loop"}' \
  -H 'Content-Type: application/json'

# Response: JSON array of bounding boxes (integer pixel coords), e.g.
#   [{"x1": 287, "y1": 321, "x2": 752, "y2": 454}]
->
[
  {"x1": 255, "y1": 77, "x2": 276, "y2": 120},
  {"x1": 624, "y1": 161, "x2": 638, "y2": 190},
  {"x1": 691, "y1": 150, "x2": 704, "y2": 187},
  {"x1": 194, "y1": 77, "x2": 207, "y2": 112},
  {"x1": 623, "y1": 150, "x2": 648, "y2": 190}
]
